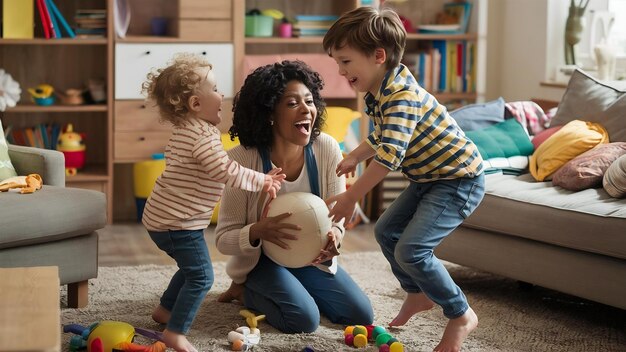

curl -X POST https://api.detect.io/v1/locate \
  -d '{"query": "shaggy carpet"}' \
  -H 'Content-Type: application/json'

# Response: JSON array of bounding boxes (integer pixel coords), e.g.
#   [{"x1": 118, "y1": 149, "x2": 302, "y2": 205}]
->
[{"x1": 61, "y1": 252, "x2": 625, "y2": 351}]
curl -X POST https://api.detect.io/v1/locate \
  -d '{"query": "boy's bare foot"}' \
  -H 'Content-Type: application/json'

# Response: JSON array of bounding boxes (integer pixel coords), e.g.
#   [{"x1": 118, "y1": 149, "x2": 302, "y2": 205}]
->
[
  {"x1": 217, "y1": 281, "x2": 245, "y2": 305},
  {"x1": 389, "y1": 292, "x2": 435, "y2": 327},
  {"x1": 433, "y1": 307, "x2": 478, "y2": 352},
  {"x1": 162, "y1": 329, "x2": 198, "y2": 352},
  {"x1": 152, "y1": 305, "x2": 171, "y2": 324}
]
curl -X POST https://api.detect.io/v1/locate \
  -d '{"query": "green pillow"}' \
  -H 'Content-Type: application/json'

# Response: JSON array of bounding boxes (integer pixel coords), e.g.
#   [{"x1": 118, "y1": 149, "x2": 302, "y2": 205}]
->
[
  {"x1": 466, "y1": 118, "x2": 534, "y2": 175},
  {"x1": 0, "y1": 119, "x2": 18, "y2": 181}
]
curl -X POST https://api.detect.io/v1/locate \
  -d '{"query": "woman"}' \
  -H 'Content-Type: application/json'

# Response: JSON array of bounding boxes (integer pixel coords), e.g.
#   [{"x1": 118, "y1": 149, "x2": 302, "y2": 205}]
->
[{"x1": 215, "y1": 60, "x2": 373, "y2": 333}]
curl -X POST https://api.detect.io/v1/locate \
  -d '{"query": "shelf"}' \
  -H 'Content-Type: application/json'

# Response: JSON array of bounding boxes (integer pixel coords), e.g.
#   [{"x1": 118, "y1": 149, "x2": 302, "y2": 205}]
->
[
  {"x1": 245, "y1": 36, "x2": 325, "y2": 44},
  {"x1": 0, "y1": 38, "x2": 107, "y2": 45},
  {"x1": 65, "y1": 166, "x2": 109, "y2": 182},
  {"x1": 540, "y1": 81, "x2": 568, "y2": 89},
  {"x1": 435, "y1": 92, "x2": 477, "y2": 101},
  {"x1": 116, "y1": 36, "x2": 184, "y2": 43},
  {"x1": 406, "y1": 33, "x2": 477, "y2": 41},
  {"x1": 5, "y1": 104, "x2": 108, "y2": 113}
]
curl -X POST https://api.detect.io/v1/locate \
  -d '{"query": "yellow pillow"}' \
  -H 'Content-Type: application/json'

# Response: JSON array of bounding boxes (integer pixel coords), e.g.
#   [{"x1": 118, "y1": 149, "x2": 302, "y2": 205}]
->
[{"x1": 529, "y1": 120, "x2": 609, "y2": 181}]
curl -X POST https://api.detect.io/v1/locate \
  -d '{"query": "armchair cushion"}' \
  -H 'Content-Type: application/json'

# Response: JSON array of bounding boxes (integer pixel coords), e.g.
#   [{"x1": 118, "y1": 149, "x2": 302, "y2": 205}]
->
[
  {"x1": 7, "y1": 145, "x2": 65, "y2": 187},
  {"x1": 0, "y1": 120, "x2": 17, "y2": 181},
  {"x1": 0, "y1": 186, "x2": 106, "y2": 250}
]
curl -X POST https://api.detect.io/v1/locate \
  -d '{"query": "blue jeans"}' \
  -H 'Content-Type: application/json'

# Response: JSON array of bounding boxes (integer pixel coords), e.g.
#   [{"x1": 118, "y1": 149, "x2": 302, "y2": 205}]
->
[
  {"x1": 374, "y1": 174, "x2": 485, "y2": 319},
  {"x1": 149, "y1": 229, "x2": 214, "y2": 334},
  {"x1": 243, "y1": 254, "x2": 373, "y2": 333}
]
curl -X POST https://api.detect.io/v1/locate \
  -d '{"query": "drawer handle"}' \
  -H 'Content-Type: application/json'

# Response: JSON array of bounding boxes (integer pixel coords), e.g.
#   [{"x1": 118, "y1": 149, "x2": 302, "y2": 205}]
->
[
  {"x1": 145, "y1": 51, "x2": 151, "y2": 55},
  {"x1": 201, "y1": 51, "x2": 207, "y2": 55},
  {"x1": 139, "y1": 137, "x2": 146, "y2": 141},
  {"x1": 141, "y1": 104, "x2": 146, "y2": 109}
]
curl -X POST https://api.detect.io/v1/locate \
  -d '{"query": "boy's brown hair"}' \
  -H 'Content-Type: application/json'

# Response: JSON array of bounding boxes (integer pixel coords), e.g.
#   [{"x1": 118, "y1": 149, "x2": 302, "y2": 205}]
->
[
  {"x1": 142, "y1": 53, "x2": 212, "y2": 126},
  {"x1": 323, "y1": 6, "x2": 406, "y2": 70}
]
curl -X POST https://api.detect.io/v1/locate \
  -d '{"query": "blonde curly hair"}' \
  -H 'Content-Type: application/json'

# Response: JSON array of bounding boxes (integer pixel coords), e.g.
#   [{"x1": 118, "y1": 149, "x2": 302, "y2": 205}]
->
[{"x1": 142, "y1": 53, "x2": 213, "y2": 126}]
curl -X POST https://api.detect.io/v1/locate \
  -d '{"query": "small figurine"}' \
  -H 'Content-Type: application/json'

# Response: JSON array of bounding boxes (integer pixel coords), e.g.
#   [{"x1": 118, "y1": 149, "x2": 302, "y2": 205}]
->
[
  {"x1": 28, "y1": 83, "x2": 55, "y2": 106},
  {"x1": 57, "y1": 88, "x2": 85, "y2": 105},
  {"x1": 56, "y1": 123, "x2": 86, "y2": 176}
]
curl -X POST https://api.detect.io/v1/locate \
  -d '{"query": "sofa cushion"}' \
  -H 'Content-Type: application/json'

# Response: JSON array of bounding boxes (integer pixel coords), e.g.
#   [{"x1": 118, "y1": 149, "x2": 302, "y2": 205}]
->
[
  {"x1": 0, "y1": 186, "x2": 106, "y2": 249},
  {"x1": 552, "y1": 142, "x2": 626, "y2": 191},
  {"x1": 549, "y1": 69, "x2": 626, "y2": 142},
  {"x1": 0, "y1": 119, "x2": 18, "y2": 181},
  {"x1": 449, "y1": 97, "x2": 505, "y2": 131},
  {"x1": 465, "y1": 119, "x2": 534, "y2": 175},
  {"x1": 463, "y1": 173, "x2": 626, "y2": 260},
  {"x1": 529, "y1": 120, "x2": 609, "y2": 181},
  {"x1": 603, "y1": 154, "x2": 626, "y2": 198},
  {"x1": 531, "y1": 126, "x2": 562, "y2": 150}
]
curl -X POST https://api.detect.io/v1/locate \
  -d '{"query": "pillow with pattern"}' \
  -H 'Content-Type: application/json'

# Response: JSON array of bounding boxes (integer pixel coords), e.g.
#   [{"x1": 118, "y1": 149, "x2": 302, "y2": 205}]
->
[{"x1": 0, "y1": 119, "x2": 18, "y2": 181}]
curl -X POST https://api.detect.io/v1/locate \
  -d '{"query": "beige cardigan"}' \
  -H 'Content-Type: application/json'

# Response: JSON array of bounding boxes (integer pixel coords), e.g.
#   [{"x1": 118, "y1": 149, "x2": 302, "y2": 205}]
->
[{"x1": 215, "y1": 133, "x2": 346, "y2": 283}]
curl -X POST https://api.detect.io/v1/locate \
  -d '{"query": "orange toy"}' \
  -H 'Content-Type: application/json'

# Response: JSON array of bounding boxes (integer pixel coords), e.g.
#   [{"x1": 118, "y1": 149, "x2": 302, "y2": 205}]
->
[{"x1": 0, "y1": 174, "x2": 43, "y2": 194}]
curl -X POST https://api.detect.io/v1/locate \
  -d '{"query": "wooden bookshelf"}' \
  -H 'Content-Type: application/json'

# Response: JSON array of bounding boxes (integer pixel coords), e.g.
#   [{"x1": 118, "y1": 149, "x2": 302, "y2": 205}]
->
[
  {"x1": 0, "y1": 38, "x2": 107, "y2": 45},
  {"x1": 6, "y1": 104, "x2": 108, "y2": 113}
]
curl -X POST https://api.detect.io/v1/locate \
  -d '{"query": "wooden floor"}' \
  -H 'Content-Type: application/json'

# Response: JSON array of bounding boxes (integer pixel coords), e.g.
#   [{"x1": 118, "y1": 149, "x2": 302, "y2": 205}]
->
[{"x1": 98, "y1": 222, "x2": 379, "y2": 266}]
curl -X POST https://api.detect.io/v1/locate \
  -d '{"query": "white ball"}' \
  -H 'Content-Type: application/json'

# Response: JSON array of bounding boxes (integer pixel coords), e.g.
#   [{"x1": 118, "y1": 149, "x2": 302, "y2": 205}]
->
[{"x1": 262, "y1": 192, "x2": 332, "y2": 268}]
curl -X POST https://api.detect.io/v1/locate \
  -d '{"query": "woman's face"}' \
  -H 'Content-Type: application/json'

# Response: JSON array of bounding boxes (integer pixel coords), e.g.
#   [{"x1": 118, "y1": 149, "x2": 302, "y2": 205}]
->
[{"x1": 272, "y1": 80, "x2": 317, "y2": 146}]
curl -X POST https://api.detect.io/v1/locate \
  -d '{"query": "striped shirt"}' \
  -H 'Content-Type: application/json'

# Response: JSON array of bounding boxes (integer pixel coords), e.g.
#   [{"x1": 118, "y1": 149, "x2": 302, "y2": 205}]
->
[
  {"x1": 365, "y1": 64, "x2": 483, "y2": 182},
  {"x1": 142, "y1": 118, "x2": 266, "y2": 231}
]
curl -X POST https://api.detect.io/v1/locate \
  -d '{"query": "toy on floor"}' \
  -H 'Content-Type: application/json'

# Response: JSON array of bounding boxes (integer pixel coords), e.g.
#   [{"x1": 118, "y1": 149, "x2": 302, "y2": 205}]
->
[
  {"x1": 343, "y1": 325, "x2": 404, "y2": 351},
  {"x1": 0, "y1": 174, "x2": 42, "y2": 194},
  {"x1": 226, "y1": 309, "x2": 266, "y2": 351},
  {"x1": 63, "y1": 321, "x2": 166, "y2": 352},
  {"x1": 57, "y1": 123, "x2": 86, "y2": 176},
  {"x1": 261, "y1": 192, "x2": 332, "y2": 268}
]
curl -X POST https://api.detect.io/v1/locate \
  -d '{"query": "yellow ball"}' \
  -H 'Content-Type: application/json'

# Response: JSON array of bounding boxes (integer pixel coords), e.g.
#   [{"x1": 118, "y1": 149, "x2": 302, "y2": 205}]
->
[
  {"x1": 344, "y1": 326, "x2": 355, "y2": 336},
  {"x1": 352, "y1": 325, "x2": 368, "y2": 339},
  {"x1": 353, "y1": 334, "x2": 368, "y2": 348},
  {"x1": 390, "y1": 341, "x2": 404, "y2": 352}
]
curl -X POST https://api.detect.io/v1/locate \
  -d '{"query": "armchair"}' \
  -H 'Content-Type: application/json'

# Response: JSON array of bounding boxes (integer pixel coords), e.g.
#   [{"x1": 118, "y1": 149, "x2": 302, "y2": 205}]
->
[{"x1": 0, "y1": 145, "x2": 106, "y2": 308}]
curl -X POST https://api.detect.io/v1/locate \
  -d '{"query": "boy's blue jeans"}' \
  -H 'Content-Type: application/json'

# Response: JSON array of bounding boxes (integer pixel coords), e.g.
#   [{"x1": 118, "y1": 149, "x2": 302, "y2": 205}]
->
[
  {"x1": 243, "y1": 254, "x2": 373, "y2": 333},
  {"x1": 374, "y1": 174, "x2": 485, "y2": 319},
  {"x1": 149, "y1": 229, "x2": 214, "y2": 334}
]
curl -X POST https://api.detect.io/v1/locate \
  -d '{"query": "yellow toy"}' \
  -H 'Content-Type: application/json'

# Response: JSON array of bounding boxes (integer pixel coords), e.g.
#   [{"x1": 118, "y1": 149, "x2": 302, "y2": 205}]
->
[
  {"x1": 57, "y1": 123, "x2": 86, "y2": 176},
  {"x1": 64, "y1": 321, "x2": 166, "y2": 352},
  {"x1": 0, "y1": 174, "x2": 42, "y2": 194},
  {"x1": 28, "y1": 83, "x2": 55, "y2": 106},
  {"x1": 239, "y1": 309, "x2": 265, "y2": 329}
]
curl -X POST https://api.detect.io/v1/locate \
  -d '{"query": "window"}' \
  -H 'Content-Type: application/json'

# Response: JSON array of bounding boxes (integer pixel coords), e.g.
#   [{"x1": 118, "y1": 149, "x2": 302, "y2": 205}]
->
[{"x1": 608, "y1": 0, "x2": 626, "y2": 56}]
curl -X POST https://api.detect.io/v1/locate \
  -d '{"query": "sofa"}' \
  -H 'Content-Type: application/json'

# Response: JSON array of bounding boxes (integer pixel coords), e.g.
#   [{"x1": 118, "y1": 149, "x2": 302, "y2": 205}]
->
[
  {"x1": 436, "y1": 69, "x2": 626, "y2": 310},
  {"x1": 0, "y1": 144, "x2": 106, "y2": 308}
]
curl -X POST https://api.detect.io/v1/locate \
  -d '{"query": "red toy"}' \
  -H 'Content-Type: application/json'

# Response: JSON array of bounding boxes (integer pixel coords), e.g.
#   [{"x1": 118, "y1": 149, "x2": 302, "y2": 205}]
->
[{"x1": 57, "y1": 123, "x2": 85, "y2": 176}]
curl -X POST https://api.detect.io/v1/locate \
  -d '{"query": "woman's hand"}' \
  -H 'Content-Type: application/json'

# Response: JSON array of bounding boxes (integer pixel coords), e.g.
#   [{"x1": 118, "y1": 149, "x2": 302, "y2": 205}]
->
[
  {"x1": 312, "y1": 229, "x2": 341, "y2": 265},
  {"x1": 250, "y1": 212, "x2": 299, "y2": 248},
  {"x1": 325, "y1": 191, "x2": 357, "y2": 223},
  {"x1": 336, "y1": 155, "x2": 358, "y2": 178}
]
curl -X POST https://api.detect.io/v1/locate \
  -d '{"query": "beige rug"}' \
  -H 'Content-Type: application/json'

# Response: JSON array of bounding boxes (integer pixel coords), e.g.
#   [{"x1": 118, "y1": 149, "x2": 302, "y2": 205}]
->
[{"x1": 61, "y1": 252, "x2": 625, "y2": 351}]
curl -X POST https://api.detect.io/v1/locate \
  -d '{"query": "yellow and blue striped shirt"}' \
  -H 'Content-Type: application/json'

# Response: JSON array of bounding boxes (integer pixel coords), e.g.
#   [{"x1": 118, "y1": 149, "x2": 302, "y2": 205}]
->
[{"x1": 365, "y1": 64, "x2": 483, "y2": 182}]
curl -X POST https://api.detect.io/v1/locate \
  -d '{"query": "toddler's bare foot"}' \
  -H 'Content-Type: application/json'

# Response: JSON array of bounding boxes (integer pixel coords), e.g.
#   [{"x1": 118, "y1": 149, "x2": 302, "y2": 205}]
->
[
  {"x1": 389, "y1": 292, "x2": 435, "y2": 327},
  {"x1": 217, "y1": 281, "x2": 245, "y2": 305},
  {"x1": 152, "y1": 305, "x2": 170, "y2": 324},
  {"x1": 433, "y1": 307, "x2": 478, "y2": 352},
  {"x1": 162, "y1": 329, "x2": 198, "y2": 352}
]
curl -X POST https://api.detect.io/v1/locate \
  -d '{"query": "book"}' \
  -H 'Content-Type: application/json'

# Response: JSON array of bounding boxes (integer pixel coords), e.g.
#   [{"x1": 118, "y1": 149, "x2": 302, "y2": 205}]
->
[
  {"x1": 47, "y1": 0, "x2": 76, "y2": 38},
  {"x1": 2, "y1": 0, "x2": 35, "y2": 39},
  {"x1": 35, "y1": 0, "x2": 51, "y2": 39}
]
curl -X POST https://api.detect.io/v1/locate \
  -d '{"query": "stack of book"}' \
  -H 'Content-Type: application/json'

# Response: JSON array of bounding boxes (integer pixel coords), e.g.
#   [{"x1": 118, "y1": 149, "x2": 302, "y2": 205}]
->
[
  {"x1": 293, "y1": 15, "x2": 338, "y2": 37},
  {"x1": 4, "y1": 123, "x2": 63, "y2": 150},
  {"x1": 74, "y1": 9, "x2": 107, "y2": 38}
]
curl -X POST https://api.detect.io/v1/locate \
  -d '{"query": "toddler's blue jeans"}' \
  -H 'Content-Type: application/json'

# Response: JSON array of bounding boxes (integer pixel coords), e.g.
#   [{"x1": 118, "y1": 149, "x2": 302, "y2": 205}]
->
[
  {"x1": 149, "y1": 229, "x2": 214, "y2": 333},
  {"x1": 374, "y1": 174, "x2": 485, "y2": 319},
  {"x1": 243, "y1": 254, "x2": 373, "y2": 333}
]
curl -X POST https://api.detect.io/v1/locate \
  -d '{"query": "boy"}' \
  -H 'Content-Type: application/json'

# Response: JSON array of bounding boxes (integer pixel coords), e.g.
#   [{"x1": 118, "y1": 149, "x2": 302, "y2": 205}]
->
[
  {"x1": 141, "y1": 53, "x2": 285, "y2": 352},
  {"x1": 323, "y1": 7, "x2": 485, "y2": 352}
]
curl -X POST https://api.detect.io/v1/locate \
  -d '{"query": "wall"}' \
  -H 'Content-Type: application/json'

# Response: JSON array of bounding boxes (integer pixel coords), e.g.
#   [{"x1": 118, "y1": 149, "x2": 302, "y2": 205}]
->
[{"x1": 486, "y1": 0, "x2": 624, "y2": 103}]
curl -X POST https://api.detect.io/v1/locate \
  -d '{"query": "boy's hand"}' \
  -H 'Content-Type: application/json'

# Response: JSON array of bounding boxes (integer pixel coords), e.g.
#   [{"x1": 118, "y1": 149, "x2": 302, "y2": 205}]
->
[
  {"x1": 312, "y1": 229, "x2": 341, "y2": 265},
  {"x1": 336, "y1": 156, "x2": 358, "y2": 178},
  {"x1": 325, "y1": 191, "x2": 357, "y2": 223},
  {"x1": 263, "y1": 168, "x2": 286, "y2": 199}
]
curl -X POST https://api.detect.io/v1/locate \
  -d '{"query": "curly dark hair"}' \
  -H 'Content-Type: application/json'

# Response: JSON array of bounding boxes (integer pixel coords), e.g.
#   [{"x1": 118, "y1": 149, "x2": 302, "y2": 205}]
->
[{"x1": 229, "y1": 60, "x2": 326, "y2": 149}]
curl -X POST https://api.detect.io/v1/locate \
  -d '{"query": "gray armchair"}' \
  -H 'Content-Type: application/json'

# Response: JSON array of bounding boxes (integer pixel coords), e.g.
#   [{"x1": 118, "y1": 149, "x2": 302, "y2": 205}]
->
[{"x1": 0, "y1": 145, "x2": 106, "y2": 308}]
